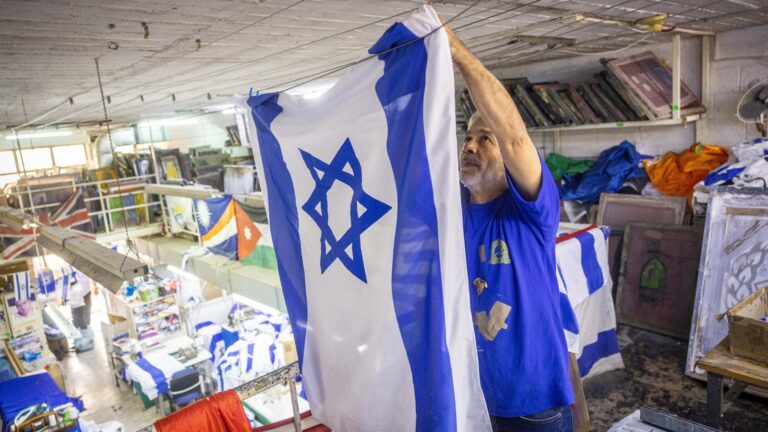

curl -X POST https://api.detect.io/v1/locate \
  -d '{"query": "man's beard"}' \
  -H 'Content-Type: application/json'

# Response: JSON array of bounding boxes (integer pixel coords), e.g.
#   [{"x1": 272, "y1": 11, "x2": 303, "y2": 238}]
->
[{"x1": 460, "y1": 162, "x2": 505, "y2": 192}]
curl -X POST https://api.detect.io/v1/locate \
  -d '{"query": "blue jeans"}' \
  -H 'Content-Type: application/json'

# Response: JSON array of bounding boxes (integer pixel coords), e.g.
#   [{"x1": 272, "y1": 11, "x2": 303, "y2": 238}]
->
[{"x1": 491, "y1": 405, "x2": 573, "y2": 432}]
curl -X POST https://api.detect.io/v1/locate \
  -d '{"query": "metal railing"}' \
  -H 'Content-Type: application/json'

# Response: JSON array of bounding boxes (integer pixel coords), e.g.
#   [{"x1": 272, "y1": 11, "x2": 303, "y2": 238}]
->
[
  {"x1": 3, "y1": 174, "x2": 164, "y2": 238},
  {"x1": 135, "y1": 362, "x2": 303, "y2": 432}
]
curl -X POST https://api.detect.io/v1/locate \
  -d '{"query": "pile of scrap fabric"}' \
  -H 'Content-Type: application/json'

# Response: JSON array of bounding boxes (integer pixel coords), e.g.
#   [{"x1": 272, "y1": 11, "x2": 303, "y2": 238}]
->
[
  {"x1": 692, "y1": 137, "x2": 768, "y2": 215},
  {"x1": 643, "y1": 143, "x2": 729, "y2": 199},
  {"x1": 558, "y1": 140, "x2": 651, "y2": 205},
  {"x1": 703, "y1": 137, "x2": 768, "y2": 188}
]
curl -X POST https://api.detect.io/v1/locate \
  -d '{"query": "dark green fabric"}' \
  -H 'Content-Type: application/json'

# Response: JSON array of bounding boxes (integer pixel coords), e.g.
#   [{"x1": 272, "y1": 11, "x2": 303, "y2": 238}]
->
[{"x1": 545, "y1": 153, "x2": 595, "y2": 181}]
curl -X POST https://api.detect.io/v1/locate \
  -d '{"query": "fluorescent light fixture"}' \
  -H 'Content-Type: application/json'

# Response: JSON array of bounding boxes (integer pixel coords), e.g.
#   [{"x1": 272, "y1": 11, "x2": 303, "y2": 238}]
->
[
  {"x1": 145, "y1": 183, "x2": 222, "y2": 200},
  {"x1": 37, "y1": 225, "x2": 148, "y2": 293},
  {"x1": 137, "y1": 117, "x2": 199, "y2": 128},
  {"x1": 0, "y1": 206, "x2": 38, "y2": 231},
  {"x1": 4, "y1": 130, "x2": 73, "y2": 140}
]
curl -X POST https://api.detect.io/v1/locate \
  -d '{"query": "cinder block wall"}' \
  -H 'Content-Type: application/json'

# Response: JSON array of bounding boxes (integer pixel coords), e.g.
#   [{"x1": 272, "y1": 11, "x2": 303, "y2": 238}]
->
[{"x1": 485, "y1": 24, "x2": 768, "y2": 159}]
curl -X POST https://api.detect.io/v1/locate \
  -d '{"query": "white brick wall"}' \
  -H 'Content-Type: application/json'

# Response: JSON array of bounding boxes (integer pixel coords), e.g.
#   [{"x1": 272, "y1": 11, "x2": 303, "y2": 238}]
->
[{"x1": 486, "y1": 24, "x2": 768, "y2": 159}]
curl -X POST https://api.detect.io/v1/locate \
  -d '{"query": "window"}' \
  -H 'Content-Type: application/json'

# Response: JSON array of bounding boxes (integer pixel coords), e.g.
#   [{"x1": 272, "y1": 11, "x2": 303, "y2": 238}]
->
[
  {"x1": 0, "y1": 174, "x2": 20, "y2": 189},
  {"x1": 0, "y1": 151, "x2": 16, "y2": 174},
  {"x1": 18, "y1": 148, "x2": 53, "y2": 171},
  {"x1": 52, "y1": 144, "x2": 87, "y2": 167}
]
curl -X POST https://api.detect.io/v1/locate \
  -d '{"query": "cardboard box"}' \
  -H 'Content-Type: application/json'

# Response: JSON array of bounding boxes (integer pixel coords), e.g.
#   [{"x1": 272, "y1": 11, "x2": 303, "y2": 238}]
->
[
  {"x1": 282, "y1": 338, "x2": 298, "y2": 365},
  {"x1": 728, "y1": 286, "x2": 768, "y2": 363}
]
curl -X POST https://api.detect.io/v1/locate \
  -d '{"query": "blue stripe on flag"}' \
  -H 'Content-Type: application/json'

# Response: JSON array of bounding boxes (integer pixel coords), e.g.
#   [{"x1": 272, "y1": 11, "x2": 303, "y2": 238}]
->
[
  {"x1": 246, "y1": 343, "x2": 254, "y2": 374},
  {"x1": 194, "y1": 321, "x2": 215, "y2": 331},
  {"x1": 577, "y1": 329, "x2": 620, "y2": 377},
  {"x1": 247, "y1": 93, "x2": 309, "y2": 371},
  {"x1": 559, "y1": 293, "x2": 579, "y2": 334},
  {"x1": 372, "y1": 23, "x2": 457, "y2": 431},
  {"x1": 135, "y1": 357, "x2": 169, "y2": 395},
  {"x1": 576, "y1": 232, "x2": 603, "y2": 294}
]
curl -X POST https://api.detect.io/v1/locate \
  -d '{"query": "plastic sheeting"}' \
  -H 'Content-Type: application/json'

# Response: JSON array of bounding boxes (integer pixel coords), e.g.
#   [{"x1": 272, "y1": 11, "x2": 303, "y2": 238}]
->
[
  {"x1": 560, "y1": 140, "x2": 650, "y2": 204},
  {"x1": 644, "y1": 144, "x2": 729, "y2": 198},
  {"x1": 0, "y1": 372, "x2": 84, "y2": 432},
  {"x1": 545, "y1": 153, "x2": 595, "y2": 182}
]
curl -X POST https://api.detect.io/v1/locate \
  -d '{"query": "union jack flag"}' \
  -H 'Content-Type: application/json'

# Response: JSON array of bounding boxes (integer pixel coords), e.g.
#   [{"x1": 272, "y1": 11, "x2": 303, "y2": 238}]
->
[{"x1": 0, "y1": 190, "x2": 94, "y2": 260}]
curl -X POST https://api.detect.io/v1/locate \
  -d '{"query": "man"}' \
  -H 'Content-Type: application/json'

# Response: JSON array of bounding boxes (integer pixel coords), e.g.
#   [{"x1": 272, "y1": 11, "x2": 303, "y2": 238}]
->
[{"x1": 444, "y1": 25, "x2": 575, "y2": 432}]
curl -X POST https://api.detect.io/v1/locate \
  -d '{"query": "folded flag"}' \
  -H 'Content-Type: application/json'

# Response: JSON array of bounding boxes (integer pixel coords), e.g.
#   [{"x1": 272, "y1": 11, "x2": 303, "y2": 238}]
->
[
  {"x1": 195, "y1": 195, "x2": 262, "y2": 260},
  {"x1": 245, "y1": 5, "x2": 489, "y2": 432}
]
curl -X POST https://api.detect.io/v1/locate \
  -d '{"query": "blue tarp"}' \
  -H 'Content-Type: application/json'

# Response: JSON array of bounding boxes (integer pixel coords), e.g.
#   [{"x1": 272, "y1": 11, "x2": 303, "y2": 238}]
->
[
  {"x1": 0, "y1": 373, "x2": 84, "y2": 432},
  {"x1": 560, "y1": 140, "x2": 650, "y2": 204}
]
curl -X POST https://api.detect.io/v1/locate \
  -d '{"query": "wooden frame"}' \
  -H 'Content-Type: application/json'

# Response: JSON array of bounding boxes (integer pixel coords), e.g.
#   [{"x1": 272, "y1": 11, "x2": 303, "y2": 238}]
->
[
  {"x1": 596, "y1": 193, "x2": 687, "y2": 229},
  {"x1": 616, "y1": 222, "x2": 703, "y2": 340},
  {"x1": 596, "y1": 193, "x2": 687, "y2": 295},
  {"x1": 687, "y1": 187, "x2": 768, "y2": 376}
]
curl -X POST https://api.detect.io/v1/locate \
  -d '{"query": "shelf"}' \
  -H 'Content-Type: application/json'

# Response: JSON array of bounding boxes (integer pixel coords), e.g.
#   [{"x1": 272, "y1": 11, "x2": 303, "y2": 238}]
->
[{"x1": 527, "y1": 114, "x2": 701, "y2": 133}]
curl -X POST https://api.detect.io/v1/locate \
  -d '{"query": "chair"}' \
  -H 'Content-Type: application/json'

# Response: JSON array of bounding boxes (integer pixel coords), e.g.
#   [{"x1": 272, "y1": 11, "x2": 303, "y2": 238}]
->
[{"x1": 166, "y1": 368, "x2": 203, "y2": 412}]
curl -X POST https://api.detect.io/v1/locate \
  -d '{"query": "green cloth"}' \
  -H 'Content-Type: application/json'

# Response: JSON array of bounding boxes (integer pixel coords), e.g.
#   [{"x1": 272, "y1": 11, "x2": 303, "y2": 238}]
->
[
  {"x1": 241, "y1": 244, "x2": 278, "y2": 271},
  {"x1": 545, "y1": 153, "x2": 595, "y2": 181}
]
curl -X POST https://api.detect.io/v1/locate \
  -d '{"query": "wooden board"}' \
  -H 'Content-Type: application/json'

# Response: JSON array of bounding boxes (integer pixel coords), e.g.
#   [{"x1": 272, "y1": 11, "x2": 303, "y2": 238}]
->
[
  {"x1": 728, "y1": 287, "x2": 768, "y2": 363},
  {"x1": 617, "y1": 223, "x2": 703, "y2": 339},
  {"x1": 596, "y1": 194, "x2": 688, "y2": 295},
  {"x1": 698, "y1": 338, "x2": 768, "y2": 389}
]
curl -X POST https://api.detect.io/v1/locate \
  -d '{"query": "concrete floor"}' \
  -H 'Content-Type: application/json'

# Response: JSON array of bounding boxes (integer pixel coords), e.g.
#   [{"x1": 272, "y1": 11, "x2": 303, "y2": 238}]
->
[
  {"x1": 60, "y1": 289, "x2": 162, "y2": 431},
  {"x1": 58, "y1": 293, "x2": 768, "y2": 431},
  {"x1": 585, "y1": 326, "x2": 768, "y2": 431}
]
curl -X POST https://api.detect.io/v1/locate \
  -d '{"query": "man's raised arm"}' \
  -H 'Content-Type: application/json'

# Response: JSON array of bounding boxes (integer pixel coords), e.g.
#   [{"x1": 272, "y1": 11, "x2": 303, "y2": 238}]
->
[{"x1": 445, "y1": 25, "x2": 543, "y2": 201}]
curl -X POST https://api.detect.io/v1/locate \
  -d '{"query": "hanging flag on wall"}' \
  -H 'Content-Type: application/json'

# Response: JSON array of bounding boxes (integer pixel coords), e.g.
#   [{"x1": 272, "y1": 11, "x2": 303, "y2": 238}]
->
[
  {"x1": 166, "y1": 196, "x2": 195, "y2": 234},
  {"x1": 195, "y1": 195, "x2": 261, "y2": 260},
  {"x1": 244, "y1": 5, "x2": 490, "y2": 432},
  {"x1": 0, "y1": 190, "x2": 93, "y2": 260},
  {"x1": 13, "y1": 272, "x2": 30, "y2": 301}
]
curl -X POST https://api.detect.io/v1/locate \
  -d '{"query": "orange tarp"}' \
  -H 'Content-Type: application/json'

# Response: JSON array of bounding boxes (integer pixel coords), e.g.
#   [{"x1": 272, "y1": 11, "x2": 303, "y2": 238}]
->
[{"x1": 644, "y1": 144, "x2": 729, "y2": 197}]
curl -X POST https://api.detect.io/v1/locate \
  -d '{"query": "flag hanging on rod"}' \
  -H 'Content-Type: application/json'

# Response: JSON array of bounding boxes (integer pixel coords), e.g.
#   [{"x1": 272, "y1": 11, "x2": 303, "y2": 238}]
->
[{"x1": 244, "y1": 5, "x2": 490, "y2": 431}]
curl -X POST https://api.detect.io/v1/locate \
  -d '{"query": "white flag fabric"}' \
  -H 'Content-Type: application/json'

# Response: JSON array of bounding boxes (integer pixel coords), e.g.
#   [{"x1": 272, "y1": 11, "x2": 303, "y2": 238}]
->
[
  {"x1": 244, "y1": 5, "x2": 490, "y2": 432},
  {"x1": 165, "y1": 196, "x2": 195, "y2": 234}
]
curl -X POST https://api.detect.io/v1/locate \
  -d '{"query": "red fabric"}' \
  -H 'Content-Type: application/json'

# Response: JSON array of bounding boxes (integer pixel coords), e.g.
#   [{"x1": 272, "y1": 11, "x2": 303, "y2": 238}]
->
[
  {"x1": 234, "y1": 200, "x2": 262, "y2": 260},
  {"x1": 154, "y1": 390, "x2": 252, "y2": 432}
]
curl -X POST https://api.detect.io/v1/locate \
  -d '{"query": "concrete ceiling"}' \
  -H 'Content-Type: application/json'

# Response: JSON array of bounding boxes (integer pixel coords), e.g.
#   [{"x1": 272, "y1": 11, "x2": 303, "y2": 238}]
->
[{"x1": 2, "y1": 0, "x2": 768, "y2": 130}]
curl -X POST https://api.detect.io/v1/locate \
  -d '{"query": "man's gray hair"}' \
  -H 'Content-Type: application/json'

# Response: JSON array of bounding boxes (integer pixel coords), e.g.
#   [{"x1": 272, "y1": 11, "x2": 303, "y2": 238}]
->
[{"x1": 467, "y1": 111, "x2": 483, "y2": 130}]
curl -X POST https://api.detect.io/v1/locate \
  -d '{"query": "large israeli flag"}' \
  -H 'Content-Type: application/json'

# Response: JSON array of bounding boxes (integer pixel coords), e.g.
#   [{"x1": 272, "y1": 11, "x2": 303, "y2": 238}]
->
[{"x1": 244, "y1": 5, "x2": 490, "y2": 432}]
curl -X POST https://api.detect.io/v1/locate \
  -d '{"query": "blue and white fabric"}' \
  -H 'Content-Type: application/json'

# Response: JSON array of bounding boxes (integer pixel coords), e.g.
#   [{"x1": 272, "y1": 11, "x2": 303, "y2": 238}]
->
[
  {"x1": 195, "y1": 321, "x2": 226, "y2": 365},
  {"x1": 124, "y1": 352, "x2": 184, "y2": 400},
  {"x1": 244, "y1": 5, "x2": 489, "y2": 431},
  {"x1": 212, "y1": 334, "x2": 279, "y2": 391},
  {"x1": 12, "y1": 272, "x2": 30, "y2": 301},
  {"x1": 556, "y1": 224, "x2": 624, "y2": 378}
]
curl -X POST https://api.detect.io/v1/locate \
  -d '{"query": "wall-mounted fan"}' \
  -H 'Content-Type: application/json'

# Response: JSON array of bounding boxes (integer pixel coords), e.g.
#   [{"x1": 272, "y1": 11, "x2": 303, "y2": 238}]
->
[{"x1": 737, "y1": 79, "x2": 768, "y2": 137}]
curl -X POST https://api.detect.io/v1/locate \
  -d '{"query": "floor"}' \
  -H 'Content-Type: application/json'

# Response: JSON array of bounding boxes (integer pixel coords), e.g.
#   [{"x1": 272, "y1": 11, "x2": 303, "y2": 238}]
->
[
  {"x1": 59, "y1": 289, "x2": 163, "y2": 431},
  {"x1": 584, "y1": 325, "x2": 768, "y2": 431},
  {"x1": 58, "y1": 294, "x2": 768, "y2": 431}
]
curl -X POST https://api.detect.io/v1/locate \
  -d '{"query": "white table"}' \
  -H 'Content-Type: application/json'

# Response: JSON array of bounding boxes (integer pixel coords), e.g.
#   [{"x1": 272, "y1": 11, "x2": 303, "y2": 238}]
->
[{"x1": 122, "y1": 335, "x2": 213, "y2": 413}]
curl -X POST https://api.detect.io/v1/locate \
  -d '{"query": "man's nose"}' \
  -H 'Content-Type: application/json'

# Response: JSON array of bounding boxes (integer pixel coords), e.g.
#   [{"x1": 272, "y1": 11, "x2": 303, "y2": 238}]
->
[{"x1": 462, "y1": 138, "x2": 478, "y2": 154}]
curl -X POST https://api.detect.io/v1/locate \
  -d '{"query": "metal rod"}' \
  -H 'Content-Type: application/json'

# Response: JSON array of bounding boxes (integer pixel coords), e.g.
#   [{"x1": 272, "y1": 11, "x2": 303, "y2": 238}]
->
[
  {"x1": 4, "y1": 174, "x2": 154, "y2": 196},
  {"x1": 288, "y1": 377, "x2": 302, "y2": 432}
]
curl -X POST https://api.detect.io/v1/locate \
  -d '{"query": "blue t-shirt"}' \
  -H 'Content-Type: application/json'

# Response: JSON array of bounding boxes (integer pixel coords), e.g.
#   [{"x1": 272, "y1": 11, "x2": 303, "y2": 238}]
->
[{"x1": 462, "y1": 158, "x2": 574, "y2": 418}]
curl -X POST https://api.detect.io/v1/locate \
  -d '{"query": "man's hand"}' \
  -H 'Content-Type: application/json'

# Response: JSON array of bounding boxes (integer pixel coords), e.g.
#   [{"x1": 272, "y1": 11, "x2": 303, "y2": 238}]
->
[{"x1": 441, "y1": 18, "x2": 543, "y2": 201}]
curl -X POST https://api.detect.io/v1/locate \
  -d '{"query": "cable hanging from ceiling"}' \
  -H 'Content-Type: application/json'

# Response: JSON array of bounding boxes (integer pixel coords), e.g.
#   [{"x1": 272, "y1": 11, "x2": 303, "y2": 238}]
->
[{"x1": 94, "y1": 56, "x2": 148, "y2": 273}]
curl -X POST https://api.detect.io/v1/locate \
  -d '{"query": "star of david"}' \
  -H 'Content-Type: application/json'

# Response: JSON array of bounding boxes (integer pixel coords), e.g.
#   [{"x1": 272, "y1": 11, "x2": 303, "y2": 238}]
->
[{"x1": 299, "y1": 138, "x2": 391, "y2": 283}]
